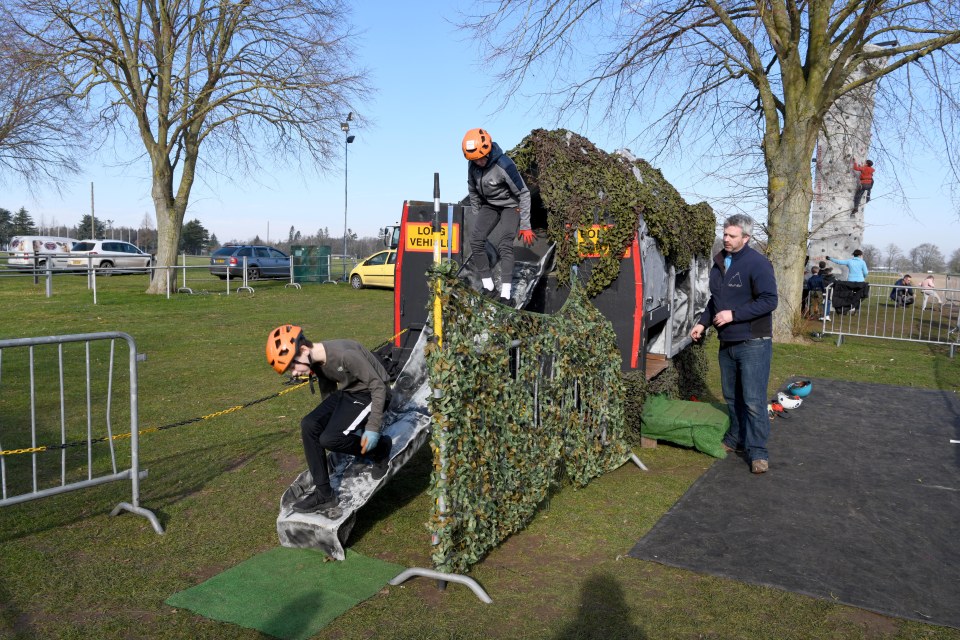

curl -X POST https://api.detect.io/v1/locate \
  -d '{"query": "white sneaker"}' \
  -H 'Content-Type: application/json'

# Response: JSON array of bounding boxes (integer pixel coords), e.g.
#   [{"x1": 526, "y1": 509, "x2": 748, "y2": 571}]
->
[{"x1": 819, "y1": 316, "x2": 831, "y2": 322}]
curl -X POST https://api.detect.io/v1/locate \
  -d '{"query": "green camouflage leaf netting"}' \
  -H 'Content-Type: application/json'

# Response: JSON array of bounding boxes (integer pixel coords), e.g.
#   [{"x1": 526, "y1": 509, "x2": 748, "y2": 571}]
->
[{"x1": 425, "y1": 265, "x2": 631, "y2": 573}]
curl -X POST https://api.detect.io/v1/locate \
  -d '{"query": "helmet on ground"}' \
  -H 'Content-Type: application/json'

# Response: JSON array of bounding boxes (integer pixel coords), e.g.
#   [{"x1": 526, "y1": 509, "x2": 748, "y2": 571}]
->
[
  {"x1": 777, "y1": 392, "x2": 802, "y2": 409},
  {"x1": 786, "y1": 380, "x2": 813, "y2": 397},
  {"x1": 462, "y1": 128, "x2": 492, "y2": 160},
  {"x1": 266, "y1": 324, "x2": 303, "y2": 374}
]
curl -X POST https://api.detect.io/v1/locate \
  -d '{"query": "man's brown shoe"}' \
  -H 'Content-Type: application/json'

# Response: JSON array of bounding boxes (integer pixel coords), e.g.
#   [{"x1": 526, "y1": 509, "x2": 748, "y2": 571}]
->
[{"x1": 751, "y1": 459, "x2": 769, "y2": 474}]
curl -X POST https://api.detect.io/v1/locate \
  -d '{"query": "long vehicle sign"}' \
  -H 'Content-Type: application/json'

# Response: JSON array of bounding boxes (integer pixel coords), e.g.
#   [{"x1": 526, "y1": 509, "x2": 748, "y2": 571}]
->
[
  {"x1": 404, "y1": 222, "x2": 461, "y2": 253},
  {"x1": 577, "y1": 224, "x2": 633, "y2": 258}
]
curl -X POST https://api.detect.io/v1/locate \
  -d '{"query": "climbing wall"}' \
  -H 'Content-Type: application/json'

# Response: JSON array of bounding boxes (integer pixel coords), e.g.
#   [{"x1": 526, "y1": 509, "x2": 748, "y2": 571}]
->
[{"x1": 808, "y1": 46, "x2": 888, "y2": 278}]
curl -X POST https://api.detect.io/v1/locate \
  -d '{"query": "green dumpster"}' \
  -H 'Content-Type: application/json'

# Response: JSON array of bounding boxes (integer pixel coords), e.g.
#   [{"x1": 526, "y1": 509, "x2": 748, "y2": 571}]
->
[{"x1": 291, "y1": 245, "x2": 332, "y2": 283}]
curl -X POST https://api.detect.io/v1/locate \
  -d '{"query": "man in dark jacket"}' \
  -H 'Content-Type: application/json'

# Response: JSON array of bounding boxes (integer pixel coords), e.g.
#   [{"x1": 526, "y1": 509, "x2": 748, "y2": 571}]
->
[
  {"x1": 266, "y1": 325, "x2": 393, "y2": 518},
  {"x1": 890, "y1": 274, "x2": 915, "y2": 307},
  {"x1": 690, "y1": 215, "x2": 778, "y2": 474},
  {"x1": 463, "y1": 128, "x2": 534, "y2": 302},
  {"x1": 804, "y1": 266, "x2": 824, "y2": 318}
]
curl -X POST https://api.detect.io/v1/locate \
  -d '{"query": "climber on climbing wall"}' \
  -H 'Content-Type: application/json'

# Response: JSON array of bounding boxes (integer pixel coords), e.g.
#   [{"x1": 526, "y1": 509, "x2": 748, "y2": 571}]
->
[{"x1": 853, "y1": 159, "x2": 875, "y2": 210}]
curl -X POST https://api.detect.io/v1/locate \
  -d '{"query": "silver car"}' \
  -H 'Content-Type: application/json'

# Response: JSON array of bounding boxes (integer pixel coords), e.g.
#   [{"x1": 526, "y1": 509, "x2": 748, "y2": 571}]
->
[{"x1": 58, "y1": 240, "x2": 154, "y2": 273}]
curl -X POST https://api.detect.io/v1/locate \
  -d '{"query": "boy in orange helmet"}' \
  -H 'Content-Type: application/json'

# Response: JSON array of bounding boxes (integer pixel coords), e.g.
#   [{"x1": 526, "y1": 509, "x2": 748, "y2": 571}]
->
[
  {"x1": 266, "y1": 325, "x2": 392, "y2": 518},
  {"x1": 462, "y1": 128, "x2": 535, "y2": 302}
]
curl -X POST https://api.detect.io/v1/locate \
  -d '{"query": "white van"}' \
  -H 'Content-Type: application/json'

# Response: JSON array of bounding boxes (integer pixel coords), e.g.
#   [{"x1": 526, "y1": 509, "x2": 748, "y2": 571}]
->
[{"x1": 7, "y1": 236, "x2": 78, "y2": 270}]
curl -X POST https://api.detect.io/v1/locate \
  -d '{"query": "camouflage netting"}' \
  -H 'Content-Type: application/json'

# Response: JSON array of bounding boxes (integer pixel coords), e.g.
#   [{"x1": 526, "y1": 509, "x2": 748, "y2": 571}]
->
[
  {"x1": 510, "y1": 128, "x2": 716, "y2": 297},
  {"x1": 425, "y1": 264, "x2": 631, "y2": 573},
  {"x1": 510, "y1": 128, "x2": 714, "y2": 441}
]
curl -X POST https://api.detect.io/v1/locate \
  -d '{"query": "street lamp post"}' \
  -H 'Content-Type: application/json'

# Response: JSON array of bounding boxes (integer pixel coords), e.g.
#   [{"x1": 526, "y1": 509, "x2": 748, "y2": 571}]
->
[{"x1": 341, "y1": 112, "x2": 355, "y2": 281}]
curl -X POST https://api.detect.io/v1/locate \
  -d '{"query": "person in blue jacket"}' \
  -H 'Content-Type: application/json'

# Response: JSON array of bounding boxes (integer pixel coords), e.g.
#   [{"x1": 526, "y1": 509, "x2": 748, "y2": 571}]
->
[
  {"x1": 690, "y1": 215, "x2": 778, "y2": 474},
  {"x1": 826, "y1": 250, "x2": 869, "y2": 282}
]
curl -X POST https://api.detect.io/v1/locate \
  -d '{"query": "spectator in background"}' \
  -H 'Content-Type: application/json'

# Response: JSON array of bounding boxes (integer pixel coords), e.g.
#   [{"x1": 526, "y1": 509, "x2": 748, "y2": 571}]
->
[
  {"x1": 890, "y1": 274, "x2": 915, "y2": 308},
  {"x1": 819, "y1": 267, "x2": 836, "y2": 321},
  {"x1": 826, "y1": 250, "x2": 870, "y2": 314},
  {"x1": 920, "y1": 275, "x2": 942, "y2": 311},
  {"x1": 826, "y1": 250, "x2": 869, "y2": 282},
  {"x1": 806, "y1": 267, "x2": 824, "y2": 318}
]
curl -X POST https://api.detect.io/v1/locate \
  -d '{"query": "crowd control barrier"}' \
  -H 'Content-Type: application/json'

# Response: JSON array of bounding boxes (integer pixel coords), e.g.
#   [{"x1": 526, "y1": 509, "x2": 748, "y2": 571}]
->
[
  {"x1": 0, "y1": 332, "x2": 163, "y2": 533},
  {"x1": 822, "y1": 282, "x2": 960, "y2": 357}
]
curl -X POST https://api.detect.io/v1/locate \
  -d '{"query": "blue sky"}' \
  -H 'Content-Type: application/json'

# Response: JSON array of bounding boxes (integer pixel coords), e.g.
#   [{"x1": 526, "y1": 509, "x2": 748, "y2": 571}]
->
[{"x1": 4, "y1": 1, "x2": 958, "y2": 259}]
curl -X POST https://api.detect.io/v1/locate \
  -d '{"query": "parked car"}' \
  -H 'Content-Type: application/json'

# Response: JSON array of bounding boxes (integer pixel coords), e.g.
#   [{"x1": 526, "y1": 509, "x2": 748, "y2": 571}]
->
[
  {"x1": 349, "y1": 249, "x2": 396, "y2": 289},
  {"x1": 6, "y1": 236, "x2": 77, "y2": 270},
  {"x1": 57, "y1": 240, "x2": 153, "y2": 273},
  {"x1": 209, "y1": 245, "x2": 290, "y2": 280}
]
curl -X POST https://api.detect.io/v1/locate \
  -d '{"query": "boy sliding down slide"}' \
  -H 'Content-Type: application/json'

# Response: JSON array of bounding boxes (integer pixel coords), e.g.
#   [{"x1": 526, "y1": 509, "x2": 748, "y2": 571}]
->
[{"x1": 266, "y1": 325, "x2": 392, "y2": 519}]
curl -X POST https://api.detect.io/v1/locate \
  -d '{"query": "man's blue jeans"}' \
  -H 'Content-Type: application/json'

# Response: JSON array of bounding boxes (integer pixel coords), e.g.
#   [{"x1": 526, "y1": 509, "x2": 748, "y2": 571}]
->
[{"x1": 718, "y1": 337, "x2": 772, "y2": 462}]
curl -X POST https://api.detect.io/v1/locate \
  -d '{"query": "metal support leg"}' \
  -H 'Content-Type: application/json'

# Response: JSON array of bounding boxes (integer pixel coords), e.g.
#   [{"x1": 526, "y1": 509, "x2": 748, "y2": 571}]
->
[
  {"x1": 630, "y1": 452, "x2": 649, "y2": 471},
  {"x1": 389, "y1": 567, "x2": 492, "y2": 604}
]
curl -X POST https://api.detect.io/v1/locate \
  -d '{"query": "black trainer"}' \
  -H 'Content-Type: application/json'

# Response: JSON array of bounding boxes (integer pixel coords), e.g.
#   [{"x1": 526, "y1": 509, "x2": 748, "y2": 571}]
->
[{"x1": 291, "y1": 490, "x2": 342, "y2": 518}]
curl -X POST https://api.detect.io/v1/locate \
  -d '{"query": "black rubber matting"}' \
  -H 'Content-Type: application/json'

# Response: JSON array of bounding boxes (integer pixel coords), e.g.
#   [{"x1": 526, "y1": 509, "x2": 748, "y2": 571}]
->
[{"x1": 629, "y1": 378, "x2": 960, "y2": 629}]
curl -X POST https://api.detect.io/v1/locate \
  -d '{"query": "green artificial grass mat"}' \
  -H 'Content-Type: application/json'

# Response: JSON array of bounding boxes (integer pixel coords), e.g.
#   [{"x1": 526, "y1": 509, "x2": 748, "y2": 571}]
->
[{"x1": 165, "y1": 547, "x2": 405, "y2": 640}]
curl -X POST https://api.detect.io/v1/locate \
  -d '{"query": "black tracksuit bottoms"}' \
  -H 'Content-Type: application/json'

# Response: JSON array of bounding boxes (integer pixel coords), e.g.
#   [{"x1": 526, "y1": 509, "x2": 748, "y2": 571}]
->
[{"x1": 300, "y1": 389, "x2": 386, "y2": 499}]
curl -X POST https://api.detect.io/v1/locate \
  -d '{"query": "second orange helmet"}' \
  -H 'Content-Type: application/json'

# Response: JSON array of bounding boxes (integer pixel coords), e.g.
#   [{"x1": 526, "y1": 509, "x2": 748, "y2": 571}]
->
[{"x1": 462, "y1": 128, "x2": 492, "y2": 161}]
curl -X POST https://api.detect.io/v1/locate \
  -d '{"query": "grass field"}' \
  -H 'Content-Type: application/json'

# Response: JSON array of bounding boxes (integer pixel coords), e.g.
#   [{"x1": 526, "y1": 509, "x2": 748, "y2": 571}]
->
[{"x1": 1, "y1": 270, "x2": 958, "y2": 639}]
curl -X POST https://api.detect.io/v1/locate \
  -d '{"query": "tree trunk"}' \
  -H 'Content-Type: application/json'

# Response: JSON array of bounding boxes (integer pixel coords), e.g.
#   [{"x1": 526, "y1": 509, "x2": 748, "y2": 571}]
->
[
  {"x1": 766, "y1": 151, "x2": 815, "y2": 342},
  {"x1": 145, "y1": 158, "x2": 186, "y2": 295}
]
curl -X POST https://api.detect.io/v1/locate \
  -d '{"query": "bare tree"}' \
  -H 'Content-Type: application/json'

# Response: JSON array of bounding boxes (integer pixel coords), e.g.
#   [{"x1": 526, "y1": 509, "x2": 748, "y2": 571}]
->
[
  {"x1": 884, "y1": 243, "x2": 904, "y2": 271},
  {"x1": 10, "y1": 0, "x2": 369, "y2": 293},
  {"x1": 908, "y1": 242, "x2": 945, "y2": 273},
  {"x1": 0, "y1": 23, "x2": 85, "y2": 188},
  {"x1": 465, "y1": 1, "x2": 960, "y2": 339},
  {"x1": 860, "y1": 243, "x2": 880, "y2": 269},
  {"x1": 948, "y1": 247, "x2": 960, "y2": 274}
]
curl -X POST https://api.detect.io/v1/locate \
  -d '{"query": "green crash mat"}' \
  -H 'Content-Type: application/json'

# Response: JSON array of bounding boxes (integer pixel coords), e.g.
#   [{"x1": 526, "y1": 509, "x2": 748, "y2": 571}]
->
[
  {"x1": 166, "y1": 547, "x2": 405, "y2": 640},
  {"x1": 640, "y1": 395, "x2": 729, "y2": 458}
]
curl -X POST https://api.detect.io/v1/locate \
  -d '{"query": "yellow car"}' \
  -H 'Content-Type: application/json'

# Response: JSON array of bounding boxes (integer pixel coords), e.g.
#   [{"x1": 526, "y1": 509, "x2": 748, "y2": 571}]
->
[{"x1": 349, "y1": 249, "x2": 396, "y2": 290}]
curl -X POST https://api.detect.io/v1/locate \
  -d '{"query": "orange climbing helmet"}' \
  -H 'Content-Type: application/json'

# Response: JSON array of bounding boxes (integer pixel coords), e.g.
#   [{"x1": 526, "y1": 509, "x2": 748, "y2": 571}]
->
[
  {"x1": 266, "y1": 324, "x2": 303, "y2": 374},
  {"x1": 462, "y1": 128, "x2": 492, "y2": 161}
]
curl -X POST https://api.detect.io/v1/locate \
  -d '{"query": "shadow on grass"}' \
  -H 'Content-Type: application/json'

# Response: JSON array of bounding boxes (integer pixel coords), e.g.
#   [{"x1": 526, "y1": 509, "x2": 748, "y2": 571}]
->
[
  {"x1": 0, "y1": 579, "x2": 36, "y2": 639},
  {"x1": 0, "y1": 430, "x2": 287, "y2": 544},
  {"x1": 553, "y1": 572, "x2": 647, "y2": 640},
  {"x1": 349, "y1": 443, "x2": 433, "y2": 543},
  {"x1": 146, "y1": 429, "x2": 289, "y2": 510}
]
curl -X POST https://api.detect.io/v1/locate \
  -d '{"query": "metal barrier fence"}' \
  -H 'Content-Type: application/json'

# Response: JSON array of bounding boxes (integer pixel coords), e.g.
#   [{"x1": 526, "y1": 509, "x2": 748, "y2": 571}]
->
[
  {"x1": 821, "y1": 282, "x2": 960, "y2": 357},
  {"x1": 176, "y1": 254, "x2": 305, "y2": 295},
  {"x1": 0, "y1": 332, "x2": 163, "y2": 533},
  {"x1": 0, "y1": 253, "x2": 321, "y2": 301}
]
